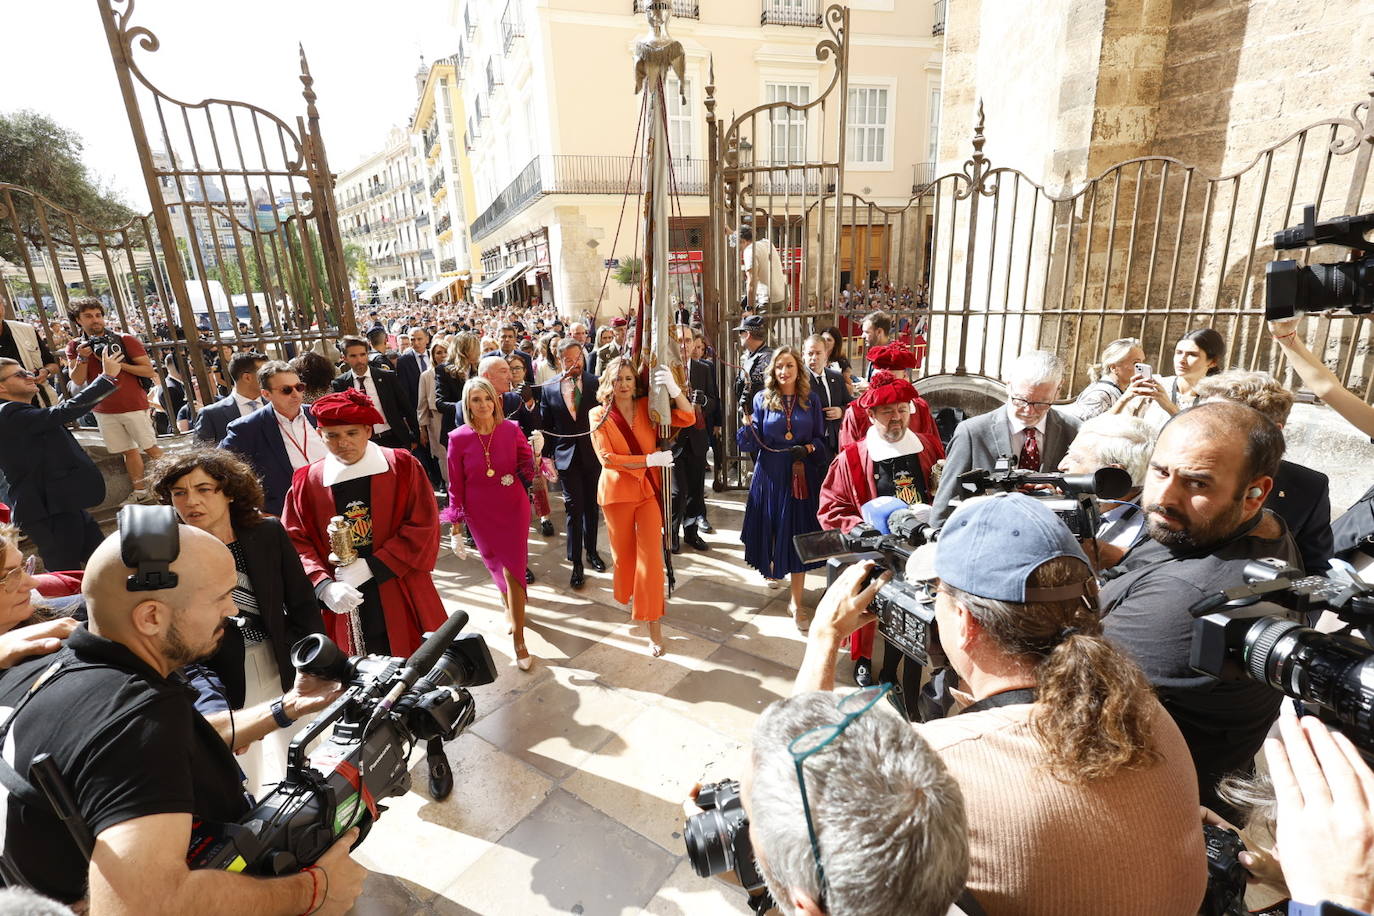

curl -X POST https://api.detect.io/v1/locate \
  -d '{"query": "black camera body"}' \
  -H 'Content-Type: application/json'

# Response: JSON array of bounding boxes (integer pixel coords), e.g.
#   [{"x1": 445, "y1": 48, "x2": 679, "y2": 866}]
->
[
  {"x1": 1200, "y1": 824, "x2": 1248, "y2": 916},
  {"x1": 953, "y1": 461, "x2": 1132, "y2": 540},
  {"x1": 683, "y1": 779, "x2": 771, "y2": 911},
  {"x1": 76, "y1": 332, "x2": 125, "y2": 359},
  {"x1": 1266, "y1": 205, "x2": 1374, "y2": 320},
  {"x1": 1189, "y1": 559, "x2": 1374, "y2": 757},
  {"x1": 187, "y1": 613, "x2": 497, "y2": 874}
]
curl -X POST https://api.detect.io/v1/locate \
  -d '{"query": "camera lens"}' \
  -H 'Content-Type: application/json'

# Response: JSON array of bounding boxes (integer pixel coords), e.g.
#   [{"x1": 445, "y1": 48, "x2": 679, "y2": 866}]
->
[
  {"x1": 683, "y1": 809, "x2": 735, "y2": 878},
  {"x1": 291, "y1": 633, "x2": 354, "y2": 682},
  {"x1": 1244, "y1": 618, "x2": 1374, "y2": 752}
]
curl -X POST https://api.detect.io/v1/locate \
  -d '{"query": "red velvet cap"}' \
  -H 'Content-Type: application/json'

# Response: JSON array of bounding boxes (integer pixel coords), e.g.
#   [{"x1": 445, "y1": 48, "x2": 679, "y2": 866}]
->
[
  {"x1": 311, "y1": 388, "x2": 384, "y2": 427},
  {"x1": 858, "y1": 370, "x2": 918, "y2": 409},
  {"x1": 867, "y1": 343, "x2": 917, "y2": 370}
]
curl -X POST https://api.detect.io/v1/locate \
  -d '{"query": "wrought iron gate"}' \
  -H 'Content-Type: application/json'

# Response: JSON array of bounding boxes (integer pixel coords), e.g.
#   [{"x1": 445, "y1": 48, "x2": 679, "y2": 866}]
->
[{"x1": 707, "y1": 2, "x2": 1374, "y2": 488}]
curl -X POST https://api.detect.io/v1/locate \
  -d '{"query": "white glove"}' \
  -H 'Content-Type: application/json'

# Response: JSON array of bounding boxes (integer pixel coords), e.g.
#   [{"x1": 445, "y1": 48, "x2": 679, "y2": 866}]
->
[
  {"x1": 654, "y1": 367, "x2": 682, "y2": 399},
  {"x1": 321, "y1": 581, "x2": 363, "y2": 614},
  {"x1": 335, "y1": 558, "x2": 373, "y2": 589},
  {"x1": 645, "y1": 450, "x2": 674, "y2": 468}
]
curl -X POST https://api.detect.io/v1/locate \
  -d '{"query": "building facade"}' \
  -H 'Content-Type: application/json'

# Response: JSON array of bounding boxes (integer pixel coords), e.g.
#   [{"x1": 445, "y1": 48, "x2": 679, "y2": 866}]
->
[
  {"x1": 452, "y1": 0, "x2": 944, "y2": 319},
  {"x1": 336, "y1": 126, "x2": 429, "y2": 304},
  {"x1": 411, "y1": 55, "x2": 476, "y2": 305}
]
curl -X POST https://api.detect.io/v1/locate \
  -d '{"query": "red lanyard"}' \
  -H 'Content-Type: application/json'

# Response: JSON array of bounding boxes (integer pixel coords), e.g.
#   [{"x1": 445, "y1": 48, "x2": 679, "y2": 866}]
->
[{"x1": 277, "y1": 413, "x2": 314, "y2": 463}]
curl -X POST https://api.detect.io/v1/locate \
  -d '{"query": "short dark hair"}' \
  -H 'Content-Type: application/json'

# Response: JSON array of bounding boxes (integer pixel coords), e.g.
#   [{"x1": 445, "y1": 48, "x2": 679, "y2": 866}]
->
[
  {"x1": 290, "y1": 351, "x2": 336, "y2": 398},
  {"x1": 149, "y1": 447, "x2": 265, "y2": 530},
  {"x1": 864, "y1": 311, "x2": 893, "y2": 334},
  {"x1": 737, "y1": 226, "x2": 754, "y2": 242},
  {"x1": 340, "y1": 335, "x2": 369, "y2": 354},
  {"x1": 365, "y1": 327, "x2": 387, "y2": 348},
  {"x1": 1168, "y1": 401, "x2": 1285, "y2": 486},
  {"x1": 257, "y1": 359, "x2": 296, "y2": 391},
  {"x1": 500, "y1": 323, "x2": 518, "y2": 335},
  {"x1": 67, "y1": 296, "x2": 104, "y2": 323},
  {"x1": 228, "y1": 351, "x2": 265, "y2": 384}
]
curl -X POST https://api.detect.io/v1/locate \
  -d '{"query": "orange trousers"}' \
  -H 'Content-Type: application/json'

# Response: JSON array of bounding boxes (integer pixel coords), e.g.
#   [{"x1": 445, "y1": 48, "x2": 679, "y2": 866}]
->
[{"x1": 602, "y1": 497, "x2": 666, "y2": 621}]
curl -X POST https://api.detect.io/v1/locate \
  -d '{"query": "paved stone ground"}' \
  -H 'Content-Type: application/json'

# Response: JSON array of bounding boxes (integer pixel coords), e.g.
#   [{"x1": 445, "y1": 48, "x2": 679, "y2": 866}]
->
[{"x1": 349, "y1": 490, "x2": 827, "y2": 915}]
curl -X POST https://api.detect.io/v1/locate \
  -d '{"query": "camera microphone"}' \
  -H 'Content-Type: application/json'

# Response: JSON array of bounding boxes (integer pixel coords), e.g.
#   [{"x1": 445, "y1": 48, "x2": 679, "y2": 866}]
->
[
  {"x1": 374, "y1": 610, "x2": 470, "y2": 720},
  {"x1": 889, "y1": 504, "x2": 936, "y2": 546},
  {"x1": 860, "y1": 496, "x2": 908, "y2": 535}
]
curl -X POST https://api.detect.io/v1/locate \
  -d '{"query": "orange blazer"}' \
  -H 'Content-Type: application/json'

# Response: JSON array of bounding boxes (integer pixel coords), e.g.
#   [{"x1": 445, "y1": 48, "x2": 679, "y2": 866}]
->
[{"x1": 589, "y1": 398, "x2": 695, "y2": 505}]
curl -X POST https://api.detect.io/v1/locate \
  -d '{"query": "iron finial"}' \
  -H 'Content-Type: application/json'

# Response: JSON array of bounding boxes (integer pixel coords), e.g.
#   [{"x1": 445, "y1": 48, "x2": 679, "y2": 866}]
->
[{"x1": 972, "y1": 99, "x2": 986, "y2": 159}]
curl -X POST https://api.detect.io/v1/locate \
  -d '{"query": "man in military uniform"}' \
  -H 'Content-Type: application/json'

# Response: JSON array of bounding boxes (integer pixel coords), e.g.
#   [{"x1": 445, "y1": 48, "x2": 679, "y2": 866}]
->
[{"x1": 731, "y1": 314, "x2": 773, "y2": 419}]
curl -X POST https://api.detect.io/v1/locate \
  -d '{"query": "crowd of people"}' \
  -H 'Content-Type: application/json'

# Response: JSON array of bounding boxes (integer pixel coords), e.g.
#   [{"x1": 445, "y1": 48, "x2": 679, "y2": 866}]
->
[{"x1": 0, "y1": 283, "x2": 1372, "y2": 916}]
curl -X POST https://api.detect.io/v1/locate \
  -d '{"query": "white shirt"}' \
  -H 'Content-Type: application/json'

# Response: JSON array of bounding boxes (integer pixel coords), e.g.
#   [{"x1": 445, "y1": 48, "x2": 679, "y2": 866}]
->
[
  {"x1": 274, "y1": 408, "x2": 328, "y2": 470},
  {"x1": 323, "y1": 440, "x2": 388, "y2": 487},
  {"x1": 350, "y1": 370, "x2": 392, "y2": 436},
  {"x1": 1005, "y1": 403, "x2": 1048, "y2": 461},
  {"x1": 1097, "y1": 501, "x2": 1145, "y2": 549},
  {"x1": 865, "y1": 425, "x2": 924, "y2": 460},
  {"x1": 233, "y1": 391, "x2": 264, "y2": 418}
]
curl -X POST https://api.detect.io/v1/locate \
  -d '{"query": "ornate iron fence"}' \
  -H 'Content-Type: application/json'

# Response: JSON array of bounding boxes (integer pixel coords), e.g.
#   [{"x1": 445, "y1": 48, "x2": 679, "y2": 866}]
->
[{"x1": 706, "y1": 2, "x2": 1374, "y2": 488}]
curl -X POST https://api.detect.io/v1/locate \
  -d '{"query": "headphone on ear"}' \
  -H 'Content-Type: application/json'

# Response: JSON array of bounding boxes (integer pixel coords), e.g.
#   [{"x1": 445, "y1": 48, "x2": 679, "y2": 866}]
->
[
  {"x1": 118, "y1": 505, "x2": 181, "y2": 592},
  {"x1": 1247, "y1": 486, "x2": 1263, "y2": 499}
]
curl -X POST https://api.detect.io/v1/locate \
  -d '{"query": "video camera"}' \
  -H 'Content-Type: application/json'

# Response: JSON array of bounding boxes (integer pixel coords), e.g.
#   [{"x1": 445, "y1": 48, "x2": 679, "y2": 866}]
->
[
  {"x1": 187, "y1": 611, "x2": 497, "y2": 874},
  {"x1": 952, "y1": 461, "x2": 1132, "y2": 540},
  {"x1": 1189, "y1": 558, "x2": 1374, "y2": 757},
  {"x1": 794, "y1": 501, "x2": 943, "y2": 667},
  {"x1": 1265, "y1": 205, "x2": 1374, "y2": 320}
]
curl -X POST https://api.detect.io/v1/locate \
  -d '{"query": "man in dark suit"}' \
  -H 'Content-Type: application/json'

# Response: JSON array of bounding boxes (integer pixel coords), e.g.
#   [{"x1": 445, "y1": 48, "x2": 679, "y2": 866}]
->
[
  {"x1": 481, "y1": 324, "x2": 534, "y2": 381},
  {"x1": 331, "y1": 336, "x2": 417, "y2": 450},
  {"x1": 671, "y1": 326, "x2": 719, "y2": 552},
  {"x1": 221, "y1": 361, "x2": 326, "y2": 517},
  {"x1": 1193, "y1": 370, "x2": 1333, "y2": 573},
  {"x1": 394, "y1": 326, "x2": 431, "y2": 411},
  {"x1": 539, "y1": 339, "x2": 603, "y2": 589},
  {"x1": 931, "y1": 350, "x2": 1082, "y2": 525},
  {"x1": 194, "y1": 351, "x2": 265, "y2": 443},
  {"x1": 802, "y1": 333, "x2": 851, "y2": 454},
  {"x1": 0, "y1": 353, "x2": 118, "y2": 569}
]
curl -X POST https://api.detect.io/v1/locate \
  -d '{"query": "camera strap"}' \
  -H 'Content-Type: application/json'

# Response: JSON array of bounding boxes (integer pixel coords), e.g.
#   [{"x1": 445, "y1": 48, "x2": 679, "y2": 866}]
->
[{"x1": 962, "y1": 687, "x2": 1036, "y2": 714}]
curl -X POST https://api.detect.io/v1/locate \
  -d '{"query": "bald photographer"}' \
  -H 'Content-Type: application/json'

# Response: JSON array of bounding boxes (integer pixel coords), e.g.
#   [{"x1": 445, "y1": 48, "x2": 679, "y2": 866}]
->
[{"x1": 0, "y1": 509, "x2": 364, "y2": 914}]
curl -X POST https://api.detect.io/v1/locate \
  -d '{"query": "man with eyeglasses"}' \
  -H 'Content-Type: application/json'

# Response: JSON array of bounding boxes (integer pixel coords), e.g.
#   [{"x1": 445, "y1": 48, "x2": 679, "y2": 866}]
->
[
  {"x1": 0, "y1": 352, "x2": 122, "y2": 570},
  {"x1": 930, "y1": 350, "x2": 1082, "y2": 526},
  {"x1": 221, "y1": 361, "x2": 326, "y2": 517}
]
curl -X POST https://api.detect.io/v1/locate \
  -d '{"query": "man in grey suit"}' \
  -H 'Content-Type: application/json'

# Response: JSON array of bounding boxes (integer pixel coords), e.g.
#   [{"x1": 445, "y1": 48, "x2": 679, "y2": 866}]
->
[{"x1": 932, "y1": 350, "x2": 1082, "y2": 525}]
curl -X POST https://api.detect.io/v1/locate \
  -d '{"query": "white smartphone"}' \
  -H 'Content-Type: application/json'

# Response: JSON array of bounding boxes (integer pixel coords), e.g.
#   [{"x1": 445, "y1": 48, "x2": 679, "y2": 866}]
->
[{"x1": 1134, "y1": 362, "x2": 1153, "y2": 380}]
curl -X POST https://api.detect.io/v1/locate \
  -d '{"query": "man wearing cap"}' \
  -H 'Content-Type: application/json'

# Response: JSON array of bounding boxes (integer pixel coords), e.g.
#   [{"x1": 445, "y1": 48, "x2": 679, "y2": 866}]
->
[
  {"x1": 593, "y1": 317, "x2": 628, "y2": 376},
  {"x1": 819, "y1": 371, "x2": 943, "y2": 685},
  {"x1": 1098, "y1": 401, "x2": 1301, "y2": 820},
  {"x1": 796, "y1": 493, "x2": 1207, "y2": 914},
  {"x1": 931, "y1": 350, "x2": 1082, "y2": 526},
  {"x1": 732, "y1": 315, "x2": 773, "y2": 422},
  {"x1": 838, "y1": 342, "x2": 942, "y2": 454},
  {"x1": 281, "y1": 388, "x2": 453, "y2": 799}
]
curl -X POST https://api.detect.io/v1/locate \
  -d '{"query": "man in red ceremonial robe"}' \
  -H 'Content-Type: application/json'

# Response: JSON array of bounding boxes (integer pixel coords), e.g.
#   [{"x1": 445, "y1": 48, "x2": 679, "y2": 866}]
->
[
  {"x1": 282, "y1": 387, "x2": 454, "y2": 799},
  {"x1": 820, "y1": 372, "x2": 941, "y2": 688},
  {"x1": 839, "y1": 342, "x2": 944, "y2": 456}
]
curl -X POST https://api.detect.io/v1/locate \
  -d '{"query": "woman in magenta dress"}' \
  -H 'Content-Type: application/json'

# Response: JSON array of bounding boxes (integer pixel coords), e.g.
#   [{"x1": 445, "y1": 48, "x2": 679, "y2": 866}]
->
[{"x1": 442, "y1": 377, "x2": 535, "y2": 670}]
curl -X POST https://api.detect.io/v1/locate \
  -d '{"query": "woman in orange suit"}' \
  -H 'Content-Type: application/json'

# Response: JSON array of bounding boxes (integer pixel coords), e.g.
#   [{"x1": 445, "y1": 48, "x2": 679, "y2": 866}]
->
[{"x1": 589, "y1": 357, "x2": 696, "y2": 657}]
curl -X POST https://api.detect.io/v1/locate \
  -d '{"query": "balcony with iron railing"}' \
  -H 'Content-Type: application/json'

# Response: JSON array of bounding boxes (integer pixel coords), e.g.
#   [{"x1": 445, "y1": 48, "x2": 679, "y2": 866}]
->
[
  {"x1": 487, "y1": 59, "x2": 503, "y2": 94},
  {"x1": 440, "y1": 256, "x2": 457, "y2": 272},
  {"x1": 469, "y1": 155, "x2": 708, "y2": 241},
  {"x1": 435, "y1": 213, "x2": 452, "y2": 235},
  {"x1": 415, "y1": 212, "x2": 430, "y2": 228},
  {"x1": 911, "y1": 161, "x2": 937, "y2": 193},
  {"x1": 760, "y1": 0, "x2": 822, "y2": 27},
  {"x1": 501, "y1": 2, "x2": 525, "y2": 51},
  {"x1": 933, "y1": 0, "x2": 946, "y2": 35},
  {"x1": 367, "y1": 182, "x2": 391, "y2": 199},
  {"x1": 411, "y1": 180, "x2": 425, "y2": 195},
  {"x1": 429, "y1": 172, "x2": 445, "y2": 197},
  {"x1": 632, "y1": 0, "x2": 699, "y2": 18},
  {"x1": 420, "y1": 249, "x2": 436, "y2": 261}
]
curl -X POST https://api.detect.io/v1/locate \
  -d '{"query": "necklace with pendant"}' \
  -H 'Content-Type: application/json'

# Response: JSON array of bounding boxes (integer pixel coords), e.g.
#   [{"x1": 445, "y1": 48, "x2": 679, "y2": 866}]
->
[
  {"x1": 476, "y1": 428, "x2": 496, "y2": 477},
  {"x1": 782, "y1": 395, "x2": 795, "y2": 440}
]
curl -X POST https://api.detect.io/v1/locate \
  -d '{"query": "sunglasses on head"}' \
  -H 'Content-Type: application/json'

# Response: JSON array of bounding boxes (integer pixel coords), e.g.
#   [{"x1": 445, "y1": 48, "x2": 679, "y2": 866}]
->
[{"x1": 274, "y1": 383, "x2": 308, "y2": 394}]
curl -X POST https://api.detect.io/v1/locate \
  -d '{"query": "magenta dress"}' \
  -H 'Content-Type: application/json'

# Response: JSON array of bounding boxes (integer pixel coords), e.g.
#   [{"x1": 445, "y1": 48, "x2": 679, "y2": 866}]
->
[{"x1": 441, "y1": 420, "x2": 534, "y2": 593}]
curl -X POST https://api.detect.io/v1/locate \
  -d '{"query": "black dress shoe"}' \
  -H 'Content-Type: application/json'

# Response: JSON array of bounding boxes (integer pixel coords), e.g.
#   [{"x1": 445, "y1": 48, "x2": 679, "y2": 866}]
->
[
  {"x1": 525, "y1": 568, "x2": 535, "y2": 585},
  {"x1": 540, "y1": 519, "x2": 555, "y2": 537},
  {"x1": 427, "y1": 747, "x2": 453, "y2": 801},
  {"x1": 671, "y1": 532, "x2": 682, "y2": 554},
  {"x1": 585, "y1": 551, "x2": 607, "y2": 573},
  {"x1": 570, "y1": 566, "x2": 586, "y2": 589},
  {"x1": 698, "y1": 517, "x2": 715, "y2": 535},
  {"x1": 684, "y1": 529, "x2": 708, "y2": 551},
  {"x1": 854, "y1": 657, "x2": 873, "y2": 688}
]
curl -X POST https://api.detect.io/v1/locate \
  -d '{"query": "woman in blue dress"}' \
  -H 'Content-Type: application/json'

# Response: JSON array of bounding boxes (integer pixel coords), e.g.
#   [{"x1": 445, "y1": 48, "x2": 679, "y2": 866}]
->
[{"x1": 738, "y1": 345, "x2": 829, "y2": 625}]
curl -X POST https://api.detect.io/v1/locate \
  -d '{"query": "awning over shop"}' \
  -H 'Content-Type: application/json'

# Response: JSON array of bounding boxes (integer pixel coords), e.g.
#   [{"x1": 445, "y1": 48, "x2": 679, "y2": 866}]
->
[
  {"x1": 376, "y1": 280, "x2": 407, "y2": 296},
  {"x1": 413, "y1": 279, "x2": 441, "y2": 298},
  {"x1": 474, "y1": 261, "x2": 531, "y2": 300},
  {"x1": 419, "y1": 275, "x2": 462, "y2": 301}
]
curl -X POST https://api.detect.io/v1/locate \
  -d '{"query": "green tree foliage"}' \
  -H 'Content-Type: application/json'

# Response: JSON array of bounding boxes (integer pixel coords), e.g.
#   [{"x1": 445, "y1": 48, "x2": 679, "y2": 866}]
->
[{"x1": 613, "y1": 256, "x2": 643, "y2": 287}]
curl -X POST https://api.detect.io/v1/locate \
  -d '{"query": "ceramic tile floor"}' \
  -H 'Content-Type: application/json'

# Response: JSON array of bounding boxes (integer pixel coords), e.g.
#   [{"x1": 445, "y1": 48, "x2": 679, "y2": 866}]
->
[{"x1": 349, "y1": 491, "x2": 829, "y2": 915}]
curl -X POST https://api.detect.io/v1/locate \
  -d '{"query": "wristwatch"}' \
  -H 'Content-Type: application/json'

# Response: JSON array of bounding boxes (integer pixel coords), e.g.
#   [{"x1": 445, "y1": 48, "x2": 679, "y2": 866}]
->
[{"x1": 270, "y1": 698, "x2": 295, "y2": 728}]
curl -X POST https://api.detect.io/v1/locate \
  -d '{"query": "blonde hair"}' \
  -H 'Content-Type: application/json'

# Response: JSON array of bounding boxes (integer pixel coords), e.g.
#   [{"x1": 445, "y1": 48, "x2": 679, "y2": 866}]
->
[
  {"x1": 763, "y1": 346, "x2": 811, "y2": 412},
  {"x1": 461, "y1": 377, "x2": 505, "y2": 428},
  {"x1": 1091, "y1": 338, "x2": 1142, "y2": 379},
  {"x1": 595, "y1": 356, "x2": 643, "y2": 405},
  {"x1": 1193, "y1": 370, "x2": 1295, "y2": 426}
]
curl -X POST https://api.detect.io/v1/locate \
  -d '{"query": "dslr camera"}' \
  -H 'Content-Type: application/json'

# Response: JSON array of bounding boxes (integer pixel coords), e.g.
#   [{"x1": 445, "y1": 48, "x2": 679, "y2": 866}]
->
[
  {"x1": 952, "y1": 460, "x2": 1132, "y2": 540},
  {"x1": 187, "y1": 611, "x2": 498, "y2": 873},
  {"x1": 76, "y1": 332, "x2": 124, "y2": 359},
  {"x1": 1266, "y1": 205, "x2": 1374, "y2": 320},
  {"x1": 1189, "y1": 558, "x2": 1374, "y2": 756},
  {"x1": 683, "y1": 779, "x2": 774, "y2": 915}
]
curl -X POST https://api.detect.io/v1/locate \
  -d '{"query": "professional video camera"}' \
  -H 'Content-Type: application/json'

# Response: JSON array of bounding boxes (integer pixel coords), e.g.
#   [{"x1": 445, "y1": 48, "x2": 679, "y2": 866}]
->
[
  {"x1": 187, "y1": 611, "x2": 497, "y2": 874},
  {"x1": 951, "y1": 461, "x2": 1132, "y2": 540},
  {"x1": 1189, "y1": 558, "x2": 1374, "y2": 756},
  {"x1": 1265, "y1": 205, "x2": 1374, "y2": 320},
  {"x1": 683, "y1": 779, "x2": 774, "y2": 915},
  {"x1": 794, "y1": 501, "x2": 943, "y2": 666}
]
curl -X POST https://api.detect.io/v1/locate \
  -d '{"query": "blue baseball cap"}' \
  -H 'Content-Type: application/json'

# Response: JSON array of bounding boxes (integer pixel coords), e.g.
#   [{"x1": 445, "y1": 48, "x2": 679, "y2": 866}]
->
[{"x1": 925, "y1": 492, "x2": 1092, "y2": 603}]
